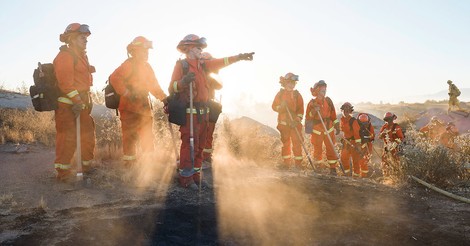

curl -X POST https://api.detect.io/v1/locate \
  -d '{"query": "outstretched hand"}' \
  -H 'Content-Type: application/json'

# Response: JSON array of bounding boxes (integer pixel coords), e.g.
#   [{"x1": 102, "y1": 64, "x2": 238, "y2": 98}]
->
[{"x1": 238, "y1": 52, "x2": 255, "y2": 61}]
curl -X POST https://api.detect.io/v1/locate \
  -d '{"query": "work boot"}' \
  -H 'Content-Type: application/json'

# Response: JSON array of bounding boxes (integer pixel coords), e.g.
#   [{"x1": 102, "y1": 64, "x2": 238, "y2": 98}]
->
[
  {"x1": 123, "y1": 160, "x2": 135, "y2": 169},
  {"x1": 56, "y1": 170, "x2": 74, "y2": 183},
  {"x1": 186, "y1": 180, "x2": 199, "y2": 191}
]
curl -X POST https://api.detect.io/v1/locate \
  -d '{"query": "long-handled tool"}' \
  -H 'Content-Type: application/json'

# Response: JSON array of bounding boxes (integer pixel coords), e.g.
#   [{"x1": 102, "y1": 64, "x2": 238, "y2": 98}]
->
[
  {"x1": 284, "y1": 105, "x2": 315, "y2": 171},
  {"x1": 76, "y1": 114, "x2": 83, "y2": 181},
  {"x1": 189, "y1": 81, "x2": 195, "y2": 169},
  {"x1": 315, "y1": 109, "x2": 346, "y2": 174}
]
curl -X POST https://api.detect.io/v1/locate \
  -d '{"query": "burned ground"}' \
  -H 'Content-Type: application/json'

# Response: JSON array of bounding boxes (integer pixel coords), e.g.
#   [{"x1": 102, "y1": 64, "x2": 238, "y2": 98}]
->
[{"x1": 0, "y1": 143, "x2": 469, "y2": 245}]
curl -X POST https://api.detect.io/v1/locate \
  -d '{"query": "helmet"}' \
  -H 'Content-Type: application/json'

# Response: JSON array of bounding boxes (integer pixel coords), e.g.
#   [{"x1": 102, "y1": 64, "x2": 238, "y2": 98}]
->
[
  {"x1": 279, "y1": 72, "x2": 299, "y2": 84},
  {"x1": 358, "y1": 113, "x2": 369, "y2": 123},
  {"x1": 383, "y1": 112, "x2": 397, "y2": 121},
  {"x1": 59, "y1": 23, "x2": 91, "y2": 43},
  {"x1": 177, "y1": 34, "x2": 207, "y2": 53},
  {"x1": 127, "y1": 36, "x2": 153, "y2": 53},
  {"x1": 340, "y1": 102, "x2": 354, "y2": 111},
  {"x1": 430, "y1": 116, "x2": 439, "y2": 123},
  {"x1": 201, "y1": 52, "x2": 213, "y2": 60},
  {"x1": 447, "y1": 80, "x2": 453, "y2": 85},
  {"x1": 310, "y1": 80, "x2": 327, "y2": 97}
]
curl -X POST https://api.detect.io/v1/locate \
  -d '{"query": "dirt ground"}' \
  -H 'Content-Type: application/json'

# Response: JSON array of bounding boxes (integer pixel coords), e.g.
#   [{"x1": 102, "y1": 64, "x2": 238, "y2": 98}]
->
[{"x1": 0, "y1": 143, "x2": 469, "y2": 246}]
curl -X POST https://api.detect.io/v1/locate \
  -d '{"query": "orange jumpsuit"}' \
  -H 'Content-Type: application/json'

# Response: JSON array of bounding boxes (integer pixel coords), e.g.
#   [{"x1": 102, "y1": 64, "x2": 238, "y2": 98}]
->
[
  {"x1": 439, "y1": 129, "x2": 458, "y2": 149},
  {"x1": 53, "y1": 45, "x2": 95, "y2": 176},
  {"x1": 202, "y1": 76, "x2": 223, "y2": 163},
  {"x1": 305, "y1": 97, "x2": 339, "y2": 169},
  {"x1": 340, "y1": 115, "x2": 361, "y2": 176},
  {"x1": 379, "y1": 122, "x2": 404, "y2": 176},
  {"x1": 110, "y1": 58, "x2": 166, "y2": 162},
  {"x1": 357, "y1": 122, "x2": 375, "y2": 178},
  {"x1": 419, "y1": 122, "x2": 445, "y2": 142},
  {"x1": 272, "y1": 89, "x2": 304, "y2": 168},
  {"x1": 169, "y1": 56, "x2": 239, "y2": 187}
]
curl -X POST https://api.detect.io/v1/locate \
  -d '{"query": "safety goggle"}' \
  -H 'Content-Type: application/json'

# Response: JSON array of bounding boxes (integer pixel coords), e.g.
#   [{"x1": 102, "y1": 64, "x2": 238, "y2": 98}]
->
[
  {"x1": 131, "y1": 40, "x2": 153, "y2": 49},
  {"x1": 286, "y1": 74, "x2": 299, "y2": 81},
  {"x1": 66, "y1": 24, "x2": 91, "y2": 34}
]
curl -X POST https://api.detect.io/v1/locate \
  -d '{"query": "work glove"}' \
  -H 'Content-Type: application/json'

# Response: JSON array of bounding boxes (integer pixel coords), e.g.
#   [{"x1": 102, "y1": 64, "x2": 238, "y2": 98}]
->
[
  {"x1": 72, "y1": 103, "x2": 85, "y2": 118},
  {"x1": 289, "y1": 120, "x2": 299, "y2": 128},
  {"x1": 238, "y1": 52, "x2": 255, "y2": 61},
  {"x1": 181, "y1": 72, "x2": 195, "y2": 86}
]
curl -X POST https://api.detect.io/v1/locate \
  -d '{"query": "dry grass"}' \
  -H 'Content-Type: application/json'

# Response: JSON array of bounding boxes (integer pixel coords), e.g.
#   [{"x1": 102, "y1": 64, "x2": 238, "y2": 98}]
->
[{"x1": 0, "y1": 108, "x2": 55, "y2": 145}]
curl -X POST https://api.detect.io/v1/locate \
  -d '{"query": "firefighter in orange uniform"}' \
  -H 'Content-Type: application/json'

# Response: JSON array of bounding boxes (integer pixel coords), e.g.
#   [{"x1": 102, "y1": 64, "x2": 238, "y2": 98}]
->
[
  {"x1": 201, "y1": 52, "x2": 223, "y2": 169},
  {"x1": 168, "y1": 34, "x2": 254, "y2": 189},
  {"x1": 272, "y1": 73, "x2": 304, "y2": 170},
  {"x1": 379, "y1": 112, "x2": 404, "y2": 177},
  {"x1": 305, "y1": 80, "x2": 340, "y2": 175},
  {"x1": 356, "y1": 113, "x2": 375, "y2": 178},
  {"x1": 339, "y1": 102, "x2": 361, "y2": 177},
  {"x1": 419, "y1": 116, "x2": 445, "y2": 143},
  {"x1": 110, "y1": 36, "x2": 167, "y2": 166},
  {"x1": 439, "y1": 122, "x2": 459, "y2": 149},
  {"x1": 53, "y1": 23, "x2": 95, "y2": 181}
]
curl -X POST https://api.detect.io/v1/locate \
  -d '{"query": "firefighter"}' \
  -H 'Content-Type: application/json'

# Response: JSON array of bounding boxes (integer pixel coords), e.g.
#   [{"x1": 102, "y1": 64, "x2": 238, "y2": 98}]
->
[
  {"x1": 53, "y1": 23, "x2": 96, "y2": 181},
  {"x1": 168, "y1": 34, "x2": 254, "y2": 189},
  {"x1": 339, "y1": 102, "x2": 361, "y2": 177},
  {"x1": 419, "y1": 116, "x2": 446, "y2": 143},
  {"x1": 109, "y1": 36, "x2": 167, "y2": 166},
  {"x1": 305, "y1": 80, "x2": 340, "y2": 175},
  {"x1": 379, "y1": 112, "x2": 404, "y2": 177},
  {"x1": 447, "y1": 80, "x2": 464, "y2": 113},
  {"x1": 201, "y1": 52, "x2": 223, "y2": 170},
  {"x1": 356, "y1": 113, "x2": 375, "y2": 178},
  {"x1": 272, "y1": 73, "x2": 304, "y2": 170},
  {"x1": 439, "y1": 122, "x2": 459, "y2": 149}
]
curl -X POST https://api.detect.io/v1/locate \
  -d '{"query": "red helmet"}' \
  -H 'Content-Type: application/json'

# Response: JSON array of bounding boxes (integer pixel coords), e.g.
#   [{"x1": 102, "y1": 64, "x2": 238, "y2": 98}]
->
[
  {"x1": 340, "y1": 102, "x2": 354, "y2": 111},
  {"x1": 383, "y1": 112, "x2": 397, "y2": 121},
  {"x1": 310, "y1": 80, "x2": 327, "y2": 97},
  {"x1": 127, "y1": 36, "x2": 153, "y2": 53},
  {"x1": 358, "y1": 113, "x2": 369, "y2": 123},
  {"x1": 59, "y1": 23, "x2": 91, "y2": 43},
  {"x1": 279, "y1": 72, "x2": 299, "y2": 84},
  {"x1": 177, "y1": 34, "x2": 207, "y2": 53}
]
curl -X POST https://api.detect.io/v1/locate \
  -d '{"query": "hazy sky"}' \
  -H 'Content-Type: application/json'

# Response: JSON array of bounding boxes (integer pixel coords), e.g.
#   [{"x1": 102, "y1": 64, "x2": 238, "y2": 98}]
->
[{"x1": 1, "y1": 0, "x2": 469, "y2": 127}]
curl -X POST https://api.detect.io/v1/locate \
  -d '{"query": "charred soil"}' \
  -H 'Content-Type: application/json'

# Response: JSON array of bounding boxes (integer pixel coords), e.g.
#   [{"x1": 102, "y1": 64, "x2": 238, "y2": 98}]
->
[{"x1": 0, "y1": 143, "x2": 469, "y2": 246}]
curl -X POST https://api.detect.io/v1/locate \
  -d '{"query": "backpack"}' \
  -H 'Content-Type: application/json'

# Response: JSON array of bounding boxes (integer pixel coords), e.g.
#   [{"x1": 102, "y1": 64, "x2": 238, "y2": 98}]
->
[
  {"x1": 348, "y1": 115, "x2": 373, "y2": 143},
  {"x1": 30, "y1": 47, "x2": 77, "y2": 111},
  {"x1": 305, "y1": 96, "x2": 334, "y2": 134},
  {"x1": 104, "y1": 61, "x2": 135, "y2": 115},
  {"x1": 454, "y1": 85, "x2": 461, "y2": 97}
]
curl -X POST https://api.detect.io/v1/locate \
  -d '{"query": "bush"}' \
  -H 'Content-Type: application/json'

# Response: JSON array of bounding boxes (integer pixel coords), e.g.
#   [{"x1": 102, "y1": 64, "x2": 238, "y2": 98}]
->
[{"x1": 398, "y1": 128, "x2": 469, "y2": 188}]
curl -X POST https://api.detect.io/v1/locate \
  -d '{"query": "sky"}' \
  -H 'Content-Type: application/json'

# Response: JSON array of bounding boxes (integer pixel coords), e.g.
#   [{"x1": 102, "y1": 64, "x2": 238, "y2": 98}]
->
[{"x1": 1, "y1": 0, "x2": 469, "y2": 128}]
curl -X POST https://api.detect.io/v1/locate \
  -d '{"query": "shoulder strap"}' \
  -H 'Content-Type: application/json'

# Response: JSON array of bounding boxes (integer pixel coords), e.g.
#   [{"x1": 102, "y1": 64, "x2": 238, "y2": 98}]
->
[
  {"x1": 59, "y1": 45, "x2": 78, "y2": 65},
  {"x1": 180, "y1": 59, "x2": 189, "y2": 75},
  {"x1": 325, "y1": 96, "x2": 334, "y2": 110},
  {"x1": 349, "y1": 117, "x2": 356, "y2": 131}
]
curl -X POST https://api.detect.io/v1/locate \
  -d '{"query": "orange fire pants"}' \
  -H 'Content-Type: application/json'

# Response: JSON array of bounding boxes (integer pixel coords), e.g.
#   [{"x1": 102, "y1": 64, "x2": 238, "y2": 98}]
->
[
  {"x1": 277, "y1": 124, "x2": 303, "y2": 167},
  {"x1": 119, "y1": 111, "x2": 154, "y2": 161},
  {"x1": 54, "y1": 103, "x2": 95, "y2": 172},
  {"x1": 310, "y1": 131, "x2": 338, "y2": 168},
  {"x1": 340, "y1": 140, "x2": 360, "y2": 175},
  {"x1": 178, "y1": 112, "x2": 208, "y2": 187},
  {"x1": 202, "y1": 121, "x2": 216, "y2": 161}
]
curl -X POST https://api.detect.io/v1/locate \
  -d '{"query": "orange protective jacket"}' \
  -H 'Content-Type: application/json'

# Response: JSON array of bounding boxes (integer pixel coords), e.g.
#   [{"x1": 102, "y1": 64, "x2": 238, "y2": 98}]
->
[
  {"x1": 340, "y1": 115, "x2": 361, "y2": 143},
  {"x1": 305, "y1": 97, "x2": 338, "y2": 134},
  {"x1": 419, "y1": 122, "x2": 445, "y2": 140},
  {"x1": 168, "y1": 57, "x2": 238, "y2": 103},
  {"x1": 272, "y1": 89, "x2": 304, "y2": 125},
  {"x1": 379, "y1": 122, "x2": 404, "y2": 144},
  {"x1": 54, "y1": 45, "x2": 93, "y2": 103},
  {"x1": 110, "y1": 58, "x2": 166, "y2": 115}
]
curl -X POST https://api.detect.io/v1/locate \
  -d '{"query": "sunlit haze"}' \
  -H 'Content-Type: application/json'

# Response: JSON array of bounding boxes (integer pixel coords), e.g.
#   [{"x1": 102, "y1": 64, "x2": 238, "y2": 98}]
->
[{"x1": 1, "y1": 0, "x2": 469, "y2": 128}]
